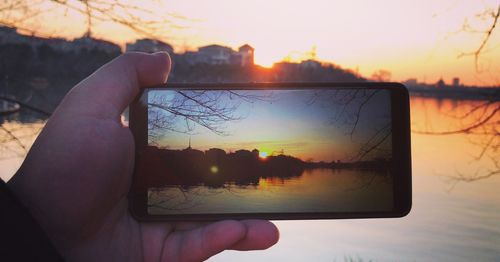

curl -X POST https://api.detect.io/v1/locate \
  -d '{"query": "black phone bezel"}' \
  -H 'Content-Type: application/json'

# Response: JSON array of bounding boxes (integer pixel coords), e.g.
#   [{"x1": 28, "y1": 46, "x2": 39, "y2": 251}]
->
[{"x1": 128, "y1": 82, "x2": 412, "y2": 221}]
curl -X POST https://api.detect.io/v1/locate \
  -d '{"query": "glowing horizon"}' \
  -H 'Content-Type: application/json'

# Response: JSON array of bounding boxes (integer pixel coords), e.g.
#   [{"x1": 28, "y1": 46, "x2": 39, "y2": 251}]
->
[
  {"x1": 147, "y1": 89, "x2": 393, "y2": 163},
  {"x1": 4, "y1": 0, "x2": 499, "y2": 85}
]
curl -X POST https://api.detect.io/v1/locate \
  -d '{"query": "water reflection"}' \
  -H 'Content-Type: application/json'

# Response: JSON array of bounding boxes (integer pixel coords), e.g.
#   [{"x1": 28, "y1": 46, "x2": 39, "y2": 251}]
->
[
  {"x1": 411, "y1": 97, "x2": 499, "y2": 187},
  {"x1": 0, "y1": 110, "x2": 45, "y2": 180},
  {"x1": 148, "y1": 168, "x2": 393, "y2": 214}
]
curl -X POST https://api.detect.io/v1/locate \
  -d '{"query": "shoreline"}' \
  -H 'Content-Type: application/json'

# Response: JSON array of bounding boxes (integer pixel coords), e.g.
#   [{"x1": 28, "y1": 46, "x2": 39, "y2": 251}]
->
[{"x1": 408, "y1": 86, "x2": 499, "y2": 100}]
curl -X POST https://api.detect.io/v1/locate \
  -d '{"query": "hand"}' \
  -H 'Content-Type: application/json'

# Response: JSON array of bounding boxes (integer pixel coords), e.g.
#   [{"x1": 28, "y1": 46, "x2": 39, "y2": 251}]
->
[{"x1": 8, "y1": 52, "x2": 279, "y2": 261}]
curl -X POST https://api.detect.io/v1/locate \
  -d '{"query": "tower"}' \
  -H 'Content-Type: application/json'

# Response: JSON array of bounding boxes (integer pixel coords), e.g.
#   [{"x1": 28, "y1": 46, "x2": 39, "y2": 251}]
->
[{"x1": 238, "y1": 44, "x2": 254, "y2": 66}]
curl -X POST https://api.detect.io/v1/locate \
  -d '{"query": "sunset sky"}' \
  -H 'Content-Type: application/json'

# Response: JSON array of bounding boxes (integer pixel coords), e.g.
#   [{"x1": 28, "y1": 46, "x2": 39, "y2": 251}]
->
[
  {"x1": 6, "y1": 0, "x2": 500, "y2": 86},
  {"x1": 147, "y1": 89, "x2": 392, "y2": 162}
]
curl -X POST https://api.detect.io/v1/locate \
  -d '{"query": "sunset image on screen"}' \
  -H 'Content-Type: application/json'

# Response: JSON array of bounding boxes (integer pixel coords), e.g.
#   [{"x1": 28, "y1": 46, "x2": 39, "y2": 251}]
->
[{"x1": 136, "y1": 88, "x2": 394, "y2": 214}]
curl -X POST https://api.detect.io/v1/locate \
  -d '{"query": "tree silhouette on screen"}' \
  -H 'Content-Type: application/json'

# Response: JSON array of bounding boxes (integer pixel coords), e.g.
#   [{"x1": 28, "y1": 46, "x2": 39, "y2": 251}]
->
[
  {"x1": 147, "y1": 90, "x2": 273, "y2": 145},
  {"x1": 307, "y1": 89, "x2": 392, "y2": 162}
]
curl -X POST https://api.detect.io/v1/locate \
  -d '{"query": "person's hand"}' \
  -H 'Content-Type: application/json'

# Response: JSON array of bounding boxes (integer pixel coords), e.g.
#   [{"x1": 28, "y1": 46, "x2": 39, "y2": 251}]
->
[{"x1": 8, "y1": 52, "x2": 279, "y2": 261}]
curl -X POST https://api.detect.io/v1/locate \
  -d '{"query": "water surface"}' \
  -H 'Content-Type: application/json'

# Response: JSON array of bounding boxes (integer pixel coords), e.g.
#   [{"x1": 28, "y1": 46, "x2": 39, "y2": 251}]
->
[{"x1": 148, "y1": 169, "x2": 393, "y2": 214}]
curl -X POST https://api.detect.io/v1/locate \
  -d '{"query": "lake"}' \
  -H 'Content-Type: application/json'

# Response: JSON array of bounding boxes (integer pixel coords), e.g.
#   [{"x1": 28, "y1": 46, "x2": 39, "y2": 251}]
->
[
  {"x1": 148, "y1": 169, "x2": 393, "y2": 214},
  {"x1": 1, "y1": 96, "x2": 499, "y2": 261}
]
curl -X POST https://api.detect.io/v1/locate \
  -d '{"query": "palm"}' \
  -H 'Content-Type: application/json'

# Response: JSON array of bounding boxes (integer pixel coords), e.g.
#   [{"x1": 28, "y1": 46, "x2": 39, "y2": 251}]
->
[{"x1": 8, "y1": 52, "x2": 279, "y2": 261}]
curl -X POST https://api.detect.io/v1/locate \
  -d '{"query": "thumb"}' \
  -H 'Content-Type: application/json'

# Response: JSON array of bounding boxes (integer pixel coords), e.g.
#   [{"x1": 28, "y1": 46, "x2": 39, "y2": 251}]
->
[{"x1": 56, "y1": 52, "x2": 171, "y2": 121}]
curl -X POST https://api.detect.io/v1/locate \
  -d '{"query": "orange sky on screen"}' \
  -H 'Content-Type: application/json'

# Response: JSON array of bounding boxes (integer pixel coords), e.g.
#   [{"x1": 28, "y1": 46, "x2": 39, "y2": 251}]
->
[{"x1": 13, "y1": 0, "x2": 500, "y2": 86}]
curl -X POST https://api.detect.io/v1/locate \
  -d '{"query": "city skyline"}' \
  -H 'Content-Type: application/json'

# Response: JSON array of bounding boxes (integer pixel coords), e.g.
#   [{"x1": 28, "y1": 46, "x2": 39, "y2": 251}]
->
[
  {"x1": 1, "y1": 0, "x2": 498, "y2": 86},
  {"x1": 147, "y1": 89, "x2": 392, "y2": 162},
  {"x1": 0, "y1": 25, "x2": 485, "y2": 87}
]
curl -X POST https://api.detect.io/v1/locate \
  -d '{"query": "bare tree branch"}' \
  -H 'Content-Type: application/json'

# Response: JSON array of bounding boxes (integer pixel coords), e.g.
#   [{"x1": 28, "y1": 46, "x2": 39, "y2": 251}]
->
[
  {"x1": 413, "y1": 104, "x2": 499, "y2": 135},
  {"x1": 147, "y1": 90, "x2": 273, "y2": 144},
  {"x1": 457, "y1": 4, "x2": 500, "y2": 72},
  {"x1": 307, "y1": 89, "x2": 392, "y2": 161},
  {"x1": 413, "y1": 97, "x2": 500, "y2": 185},
  {"x1": 0, "y1": 0, "x2": 192, "y2": 41}
]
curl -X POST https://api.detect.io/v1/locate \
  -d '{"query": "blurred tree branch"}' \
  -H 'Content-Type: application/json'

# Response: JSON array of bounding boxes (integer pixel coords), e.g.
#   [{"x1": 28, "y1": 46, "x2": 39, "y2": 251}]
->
[
  {"x1": 0, "y1": 0, "x2": 189, "y2": 40},
  {"x1": 0, "y1": 0, "x2": 190, "y2": 160},
  {"x1": 0, "y1": 96, "x2": 50, "y2": 160},
  {"x1": 413, "y1": 96, "x2": 500, "y2": 185},
  {"x1": 422, "y1": 7, "x2": 500, "y2": 185},
  {"x1": 457, "y1": 3, "x2": 500, "y2": 73}
]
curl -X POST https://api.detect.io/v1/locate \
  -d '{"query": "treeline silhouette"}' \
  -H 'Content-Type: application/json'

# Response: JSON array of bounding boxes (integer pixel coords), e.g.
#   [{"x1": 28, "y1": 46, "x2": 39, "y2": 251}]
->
[
  {"x1": 0, "y1": 40, "x2": 363, "y2": 117},
  {"x1": 169, "y1": 59, "x2": 364, "y2": 83},
  {"x1": 134, "y1": 145, "x2": 392, "y2": 189},
  {"x1": 0, "y1": 43, "x2": 120, "y2": 114},
  {"x1": 0, "y1": 43, "x2": 119, "y2": 82}
]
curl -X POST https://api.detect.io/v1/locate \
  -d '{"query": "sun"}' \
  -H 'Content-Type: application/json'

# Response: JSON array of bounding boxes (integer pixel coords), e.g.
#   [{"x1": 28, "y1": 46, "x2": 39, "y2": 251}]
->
[{"x1": 259, "y1": 151, "x2": 268, "y2": 159}]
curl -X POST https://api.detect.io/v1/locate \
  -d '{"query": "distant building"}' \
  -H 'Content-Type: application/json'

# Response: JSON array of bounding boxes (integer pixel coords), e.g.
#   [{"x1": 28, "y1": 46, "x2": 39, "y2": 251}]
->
[
  {"x1": 73, "y1": 35, "x2": 121, "y2": 54},
  {"x1": 126, "y1": 38, "x2": 174, "y2": 54},
  {"x1": 198, "y1": 44, "x2": 234, "y2": 64},
  {"x1": 236, "y1": 44, "x2": 254, "y2": 66},
  {"x1": 452, "y1": 77, "x2": 460, "y2": 87},
  {"x1": 251, "y1": 149, "x2": 259, "y2": 158},
  {"x1": 234, "y1": 149, "x2": 254, "y2": 159},
  {"x1": 273, "y1": 62, "x2": 298, "y2": 72},
  {"x1": 436, "y1": 78, "x2": 446, "y2": 89},
  {"x1": 299, "y1": 59, "x2": 321, "y2": 69},
  {"x1": 183, "y1": 51, "x2": 202, "y2": 65},
  {"x1": 0, "y1": 26, "x2": 65, "y2": 51},
  {"x1": 403, "y1": 78, "x2": 418, "y2": 87},
  {"x1": 184, "y1": 44, "x2": 254, "y2": 66},
  {"x1": 0, "y1": 26, "x2": 120, "y2": 54},
  {"x1": 205, "y1": 148, "x2": 227, "y2": 162},
  {"x1": 182, "y1": 137, "x2": 204, "y2": 158}
]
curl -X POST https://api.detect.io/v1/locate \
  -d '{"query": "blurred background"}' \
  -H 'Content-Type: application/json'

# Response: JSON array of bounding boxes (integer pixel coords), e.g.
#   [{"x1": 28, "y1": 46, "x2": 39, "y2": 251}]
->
[{"x1": 0, "y1": 0, "x2": 499, "y2": 261}]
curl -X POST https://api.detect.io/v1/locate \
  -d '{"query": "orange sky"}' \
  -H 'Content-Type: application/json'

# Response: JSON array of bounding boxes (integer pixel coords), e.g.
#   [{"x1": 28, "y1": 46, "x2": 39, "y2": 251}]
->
[
  {"x1": 148, "y1": 89, "x2": 392, "y2": 162},
  {"x1": 8, "y1": 0, "x2": 500, "y2": 86}
]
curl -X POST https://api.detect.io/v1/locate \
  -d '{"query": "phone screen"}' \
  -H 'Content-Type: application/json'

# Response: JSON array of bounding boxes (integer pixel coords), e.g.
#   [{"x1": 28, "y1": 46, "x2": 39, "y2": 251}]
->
[{"x1": 133, "y1": 87, "x2": 401, "y2": 217}]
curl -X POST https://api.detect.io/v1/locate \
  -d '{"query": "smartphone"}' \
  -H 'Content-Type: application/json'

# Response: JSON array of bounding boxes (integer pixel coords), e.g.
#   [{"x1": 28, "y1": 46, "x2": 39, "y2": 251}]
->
[{"x1": 128, "y1": 82, "x2": 411, "y2": 221}]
